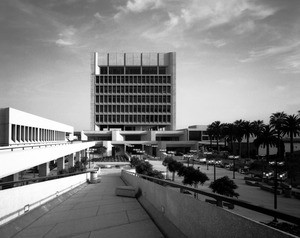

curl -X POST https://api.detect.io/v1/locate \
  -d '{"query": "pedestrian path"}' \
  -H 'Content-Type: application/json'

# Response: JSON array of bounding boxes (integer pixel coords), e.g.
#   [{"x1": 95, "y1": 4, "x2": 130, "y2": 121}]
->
[{"x1": 1, "y1": 171, "x2": 164, "y2": 238}]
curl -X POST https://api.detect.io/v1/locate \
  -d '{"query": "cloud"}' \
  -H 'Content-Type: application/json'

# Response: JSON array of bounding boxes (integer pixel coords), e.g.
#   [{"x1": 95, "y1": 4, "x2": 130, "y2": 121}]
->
[
  {"x1": 125, "y1": 0, "x2": 162, "y2": 13},
  {"x1": 180, "y1": 0, "x2": 277, "y2": 30},
  {"x1": 277, "y1": 51, "x2": 300, "y2": 74},
  {"x1": 201, "y1": 39, "x2": 227, "y2": 48},
  {"x1": 94, "y1": 12, "x2": 105, "y2": 21},
  {"x1": 240, "y1": 41, "x2": 300, "y2": 63},
  {"x1": 55, "y1": 39, "x2": 74, "y2": 46},
  {"x1": 55, "y1": 26, "x2": 77, "y2": 47},
  {"x1": 114, "y1": 0, "x2": 163, "y2": 21}
]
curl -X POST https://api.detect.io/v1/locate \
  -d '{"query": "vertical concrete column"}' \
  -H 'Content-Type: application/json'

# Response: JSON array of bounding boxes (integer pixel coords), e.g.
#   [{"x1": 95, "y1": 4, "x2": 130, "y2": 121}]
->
[
  {"x1": 68, "y1": 153, "x2": 75, "y2": 167},
  {"x1": 75, "y1": 152, "x2": 81, "y2": 162},
  {"x1": 39, "y1": 162, "x2": 50, "y2": 177},
  {"x1": 17, "y1": 125, "x2": 21, "y2": 142},
  {"x1": 57, "y1": 157, "x2": 65, "y2": 171}
]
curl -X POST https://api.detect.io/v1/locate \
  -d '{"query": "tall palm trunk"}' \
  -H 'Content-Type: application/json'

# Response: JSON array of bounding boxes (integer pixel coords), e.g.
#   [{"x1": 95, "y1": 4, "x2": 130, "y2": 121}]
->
[
  {"x1": 246, "y1": 135, "x2": 250, "y2": 158},
  {"x1": 290, "y1": 132, "x2": 294, "y2": 155}
]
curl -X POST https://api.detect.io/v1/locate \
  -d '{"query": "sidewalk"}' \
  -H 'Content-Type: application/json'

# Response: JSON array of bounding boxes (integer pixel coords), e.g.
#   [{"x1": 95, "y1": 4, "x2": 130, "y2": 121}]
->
[{"x1": 1, "y1": 170, "x2": 164, "y2": 238}]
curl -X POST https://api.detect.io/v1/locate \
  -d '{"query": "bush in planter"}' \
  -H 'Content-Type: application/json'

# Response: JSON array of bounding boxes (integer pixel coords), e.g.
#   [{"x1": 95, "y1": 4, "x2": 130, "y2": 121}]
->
[
  {"x1": 135, "y1": 161, "x2": 153, "y2": 175},
  {"x1": 209, "y1": 176, "x2": 239, "y2": 198},
  {"x1": 148, "y1": 169, "x2": 164, "y2": 179},
  {"x1": 130, "y1": 156, "x2": 141, "y2": 168}
]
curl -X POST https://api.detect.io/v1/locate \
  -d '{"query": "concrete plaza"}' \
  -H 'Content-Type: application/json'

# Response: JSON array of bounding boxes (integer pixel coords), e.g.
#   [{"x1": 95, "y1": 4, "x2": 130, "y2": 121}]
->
[
  {"x1": 0, "y1": 170, "x2": 163, "y2": 238},
  {"x1": 150, "y1": 160, "x2": 300, "y2": 222}
]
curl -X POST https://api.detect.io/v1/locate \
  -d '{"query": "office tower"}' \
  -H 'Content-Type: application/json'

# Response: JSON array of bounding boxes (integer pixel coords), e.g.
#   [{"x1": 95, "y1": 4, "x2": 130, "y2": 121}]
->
[{"x1": 91, "y1": 52, "x2": 176, "y2": 131}]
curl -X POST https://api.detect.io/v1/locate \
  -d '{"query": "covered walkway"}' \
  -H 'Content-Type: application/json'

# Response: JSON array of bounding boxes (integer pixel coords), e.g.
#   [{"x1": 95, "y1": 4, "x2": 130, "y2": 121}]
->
[{"x1": 0, "y1": 170, "x2": 164, "y2": 238}]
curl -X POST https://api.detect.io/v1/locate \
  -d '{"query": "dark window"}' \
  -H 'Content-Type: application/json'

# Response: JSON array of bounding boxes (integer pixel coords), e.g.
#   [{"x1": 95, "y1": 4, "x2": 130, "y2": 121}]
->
[
  {"x1": 100, "y1": 67, "x2": 108, "y2": 74},
  {"x1": 189, "y1": 131, "x2": 202, "y2": 141},
  {"x1": 96, "y1": 76, "x2": 99, "y2": 84},
  {"x1": 159, "y1": 67, "x2": 167, "y2": 74},
  {"x1": 109, "y1": 67, "x2": 124, "y2": 74},
  {"x1": 142, "y1": 67, "x2": 157, "y2": 74},
  {"x1": 126, "y1": 67, "x2": 141, "y2": 74}
]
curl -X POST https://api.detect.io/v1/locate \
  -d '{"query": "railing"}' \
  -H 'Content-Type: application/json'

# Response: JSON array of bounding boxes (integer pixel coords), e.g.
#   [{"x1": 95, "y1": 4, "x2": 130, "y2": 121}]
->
[
  {"x1": 0, "y1": 141, "x2": 84, "y2": 152},
  {"x1": 124, "y1": 171, "x2": 300, "y2": 226},
  {"x1": 0, "y1": 171, "x2": 89, "y2": 190},
  {"x1": 0, "y1": 142, "x2": 71, "y2": 151}
]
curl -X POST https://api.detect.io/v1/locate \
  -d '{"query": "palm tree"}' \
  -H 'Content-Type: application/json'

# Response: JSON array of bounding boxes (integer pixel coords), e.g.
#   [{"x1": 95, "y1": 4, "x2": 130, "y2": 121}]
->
[
  {"x1": 210, "y1": 121, "x2": 222, "y2": 152},
  {"x1": 206, "y1": 124, "x2": 214, "y2": 149},
  {"x1": 252, "y1": 120, "x2": 264, "y2": 156},
  {"x1": 282, "y1": 114, "x2": 300, "y2": 155},
  {"x1": 220, "y1": 123, "x2": 229, "y2": 148},
  {"x1": 242, "y1": 121, "x2": 255, "y2": 158},
  {"x1": 226, "y1": 123, "x2": 235, "y2": 153},
  {"x1": 270, "y1": 112, "x2": 287, "y2": 157},
  {"x1": 253, "y1": 124, "x2": 277, "y2": 163},
  {"x1": 233, "y1": 120, "x2": 245, "y2": 157}
]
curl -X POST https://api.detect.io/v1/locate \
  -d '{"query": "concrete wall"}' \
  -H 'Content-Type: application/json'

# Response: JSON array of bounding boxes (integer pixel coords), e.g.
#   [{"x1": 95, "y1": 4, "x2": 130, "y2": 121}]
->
[
  {"x1": 0, "y1": 142, "x2": 96, "y2": 179},
  {"x1": 121, "y1": 171, "x2": 294, "y2": 238},
  {"x1": 7, "y1": 108, "x2": 73, "y2": 133},
  {"x1": 0, "y1": 173, "x2": 90, "y2": 226}
]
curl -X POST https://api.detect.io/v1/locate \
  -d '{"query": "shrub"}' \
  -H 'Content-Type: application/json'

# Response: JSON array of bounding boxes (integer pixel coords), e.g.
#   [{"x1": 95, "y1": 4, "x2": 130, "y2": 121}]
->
[
  {"x1": 182, "y1": 167, "x2": 209, "y2": 186},
  {"x1": 168, "y1": 160, "x2": 184, "y2": 181},
  {"x1": 130, "y1": 156, "x2": 141, "y2": 168},
  {"x1": 162, "y1": 156, "x2": 174, "y2": 166},
  {"x1": 135, "y1": 161, "x2": 153, "y2": 175},
  {"x1": 209, "y1": 176, "x2": 239, "y2": 198},
  {"x1": 148, "y1": 169, "x2": 164, "y2": 179}
]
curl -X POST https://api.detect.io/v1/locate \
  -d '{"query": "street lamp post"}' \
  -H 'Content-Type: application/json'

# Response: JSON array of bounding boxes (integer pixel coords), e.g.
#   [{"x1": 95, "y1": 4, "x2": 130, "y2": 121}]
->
[
  {"x1": 213, "y1": 159, "x2": 216, "y2": 181},
  {"x1": 229, "y1": 155, "x2": 238, "y2": 179},
  {"x1": 274, "y1": 157, "x2": 278, "y2": 222}
]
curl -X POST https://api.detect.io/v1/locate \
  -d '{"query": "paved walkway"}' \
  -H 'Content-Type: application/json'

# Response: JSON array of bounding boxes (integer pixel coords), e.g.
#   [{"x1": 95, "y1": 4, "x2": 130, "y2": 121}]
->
[{"x1": 3, "y1": 170, "x2": 164, "y2": 238}]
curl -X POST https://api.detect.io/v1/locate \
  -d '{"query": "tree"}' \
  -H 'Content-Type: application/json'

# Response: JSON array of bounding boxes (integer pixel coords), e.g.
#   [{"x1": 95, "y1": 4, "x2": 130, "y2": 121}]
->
[
  {"x1": 206, "y1": 124, "x2": 214, "y2": 149},
  {"x1": 167, "y1": 160, "x2": 184, "y2": 181},
  {"x1": 162, "y1": 156, "x2": 174, "y2": 166},
  {"x1": 81, "y1": 157, "x2": 88, "y2": 169},
  {"x1": 220, "y1": 123, "x2": 230, "y2": 148},
  {"x1": 134, "y1": 160, "x2": 164, "y2": 179},
  {"x1": 270, "y1": 112, "x2": 287, "y2": 157},
  {"x1": 282, "y1": 114, "x2": 300, "y2": 155},
  {"x1": 242, "y1": 121, "x2": 255, "y2": 158},
  {"x1": 130, "y1": 156, "x2": 141, "y2": 168},
  {"x1": 225, "y1": 123, "x2": 235, "y2": 153},
  {"x1": 252, "y1": 120, "x2": 264, "y2": 156},
  {"x1": 253, "y1": 124, "x2": 277, "y2": 163},
  {"x1": 209, "y1": 176, "x2": 239, "y2": 198},
  {"x1": 233, "y1": 120, "x2": 245, "y2": 157},
  {"x1": 210, "y1": 121, "x2": 222, "y2": 152},
  {"x1": 135, "y1": 161, "x2": 153, "y2": 175},
  {"x1": 181, "y1": 166, "x2": 209, "y2": 187},
  {"x1": 98, "y1": 146, "x2": 107, "y2": 159}
]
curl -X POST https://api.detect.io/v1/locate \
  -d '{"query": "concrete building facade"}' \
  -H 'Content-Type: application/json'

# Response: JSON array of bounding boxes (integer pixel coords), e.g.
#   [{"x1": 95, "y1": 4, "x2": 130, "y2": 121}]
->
[
  {"x1": 0, "y1": 107, "x2": 74, "y2": 146},
  {"x1": 91, "y1": 52, "x2": 176, "y2": 131}
]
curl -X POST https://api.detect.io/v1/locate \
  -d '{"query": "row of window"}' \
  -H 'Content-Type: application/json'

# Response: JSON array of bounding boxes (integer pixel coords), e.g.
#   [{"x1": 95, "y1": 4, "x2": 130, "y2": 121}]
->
[
  {"x1": 95, "y1": 85, "x2": 171, "y2": 94},
  {"x1": 100, "y1": 66, "x2": 167, "y2": 75},
  {"x1": 95, "y1": 95, "x2": 172, "y2": 104},
  {"x1": 95, "y1": 114, "x2": 171, "y2": 123},
  {"x1": 95, "y1": 104, "x2": 171, "y2": 113},
  {"x1": 95, "y1": 75, "x2": 171, "y2": 84},
  {"x1": 11, "y1": 124, "x2": 66, "y2": 143}
]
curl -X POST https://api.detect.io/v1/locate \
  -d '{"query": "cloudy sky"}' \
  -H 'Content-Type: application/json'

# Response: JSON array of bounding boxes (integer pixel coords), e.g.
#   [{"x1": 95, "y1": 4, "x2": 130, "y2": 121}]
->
[{"x1": 0, "y1": 0, "x2": 299, "y2": 130}]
